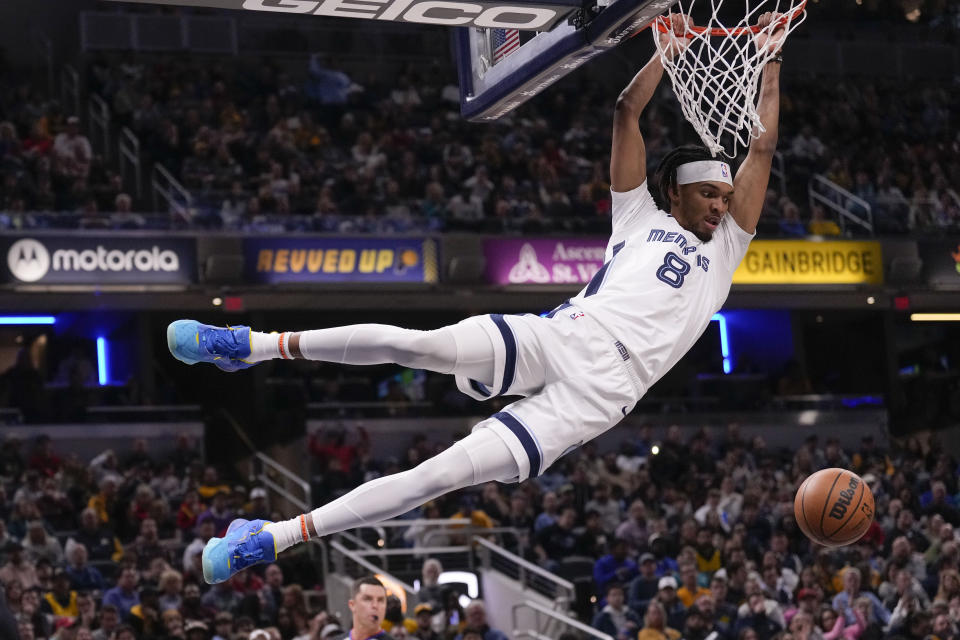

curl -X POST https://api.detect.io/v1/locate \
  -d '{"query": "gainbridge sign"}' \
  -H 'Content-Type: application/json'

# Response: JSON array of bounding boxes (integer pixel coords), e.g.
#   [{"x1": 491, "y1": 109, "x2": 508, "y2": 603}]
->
[
  {"x1": 244, "y1": 237, "x2": 438, "y2": 284},
  {"x1": 732, "y1": 240, "x2": 884, "y2": 285}
]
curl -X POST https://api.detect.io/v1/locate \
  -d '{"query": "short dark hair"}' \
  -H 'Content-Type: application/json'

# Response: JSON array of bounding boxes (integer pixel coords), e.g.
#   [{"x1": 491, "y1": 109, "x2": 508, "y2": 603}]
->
[
  {"x1": 654, "y1": 144, "x2": 715, "y2": 210},
  {"x1": 351, "y1": 576, "x2": 385, "y2": 597},
  {"x1": 606, "y1": 582, "x2": 625, "y2": 596}
]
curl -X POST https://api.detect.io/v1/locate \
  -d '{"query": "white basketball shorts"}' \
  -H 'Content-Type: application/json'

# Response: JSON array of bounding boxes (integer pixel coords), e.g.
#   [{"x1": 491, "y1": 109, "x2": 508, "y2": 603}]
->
[{"x1": 453, "y1": 304, "x2": 643, "y2": 482}]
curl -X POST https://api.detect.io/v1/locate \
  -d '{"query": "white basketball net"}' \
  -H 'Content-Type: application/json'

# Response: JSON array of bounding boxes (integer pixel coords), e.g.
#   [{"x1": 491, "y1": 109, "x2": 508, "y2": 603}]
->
[{"x1": 652, "y1": 0, "x2": 807, "y2": 158}]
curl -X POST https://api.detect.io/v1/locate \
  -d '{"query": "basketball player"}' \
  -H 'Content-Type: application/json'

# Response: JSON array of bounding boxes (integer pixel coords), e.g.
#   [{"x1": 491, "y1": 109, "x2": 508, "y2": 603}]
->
[{"x1": 167, "y1": 12, "x2": 786, "y2": 584}]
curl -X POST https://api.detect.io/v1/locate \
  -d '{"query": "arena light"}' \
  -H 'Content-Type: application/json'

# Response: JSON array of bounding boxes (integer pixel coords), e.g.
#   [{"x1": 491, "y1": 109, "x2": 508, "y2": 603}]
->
[
  {"x1": 97, "y1": 337, "x2": 110, "y2": 386},
  {"x1": 711, "y1": 313, "x2": 731, "y2": 374},
  {"x1": 910, "y1": 313, "x2": 960, "y2": 322},
  {"x1": 0, "y1": 316, "x2": 56, "y2": 325}
]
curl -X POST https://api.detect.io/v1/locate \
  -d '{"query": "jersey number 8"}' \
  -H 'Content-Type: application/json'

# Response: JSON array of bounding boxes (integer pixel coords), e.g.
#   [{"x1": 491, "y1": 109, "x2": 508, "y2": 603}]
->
[{"x1": 656, "y1": 252, "x2": 690, "y2": 288}]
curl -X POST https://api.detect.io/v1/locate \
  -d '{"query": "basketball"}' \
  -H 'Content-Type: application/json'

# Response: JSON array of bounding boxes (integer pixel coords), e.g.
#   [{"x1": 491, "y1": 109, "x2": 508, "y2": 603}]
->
[{"x1": 794, "y1": 468, "x2": 875, "y2": 547}]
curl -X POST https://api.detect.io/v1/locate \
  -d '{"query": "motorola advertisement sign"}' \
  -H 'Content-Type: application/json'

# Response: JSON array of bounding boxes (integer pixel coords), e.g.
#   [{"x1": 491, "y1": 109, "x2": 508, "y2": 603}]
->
[{"x1": 1, "y1": 235, "x2": 196, "y2": 285}]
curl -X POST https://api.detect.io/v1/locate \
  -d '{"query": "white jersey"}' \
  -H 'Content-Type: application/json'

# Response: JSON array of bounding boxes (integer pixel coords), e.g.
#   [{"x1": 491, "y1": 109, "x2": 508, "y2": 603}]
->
[{"x1": 570, "y1": 180, "x2": 754, "y2": 394}]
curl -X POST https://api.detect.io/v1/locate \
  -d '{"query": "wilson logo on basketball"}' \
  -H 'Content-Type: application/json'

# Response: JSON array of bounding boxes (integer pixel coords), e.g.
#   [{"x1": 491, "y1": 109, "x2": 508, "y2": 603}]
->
[{"x1": 828, "y1": 476, "x2": 860, "y2": 520}]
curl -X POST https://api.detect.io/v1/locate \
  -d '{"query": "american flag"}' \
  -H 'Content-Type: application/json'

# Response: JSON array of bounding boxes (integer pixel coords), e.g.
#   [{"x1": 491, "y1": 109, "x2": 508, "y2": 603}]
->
[{"x1": 492, "y1": 28, "x2": 520, "y2": 63}]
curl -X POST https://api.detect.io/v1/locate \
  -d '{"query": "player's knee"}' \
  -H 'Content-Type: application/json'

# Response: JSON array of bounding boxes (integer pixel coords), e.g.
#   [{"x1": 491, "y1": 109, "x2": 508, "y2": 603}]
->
[
  {"x1": 396, "y1": 330, "x2": 453, "y2": 369},
  {"x1": 418, "y1": 455, "x2": 470, "y2": 494}
]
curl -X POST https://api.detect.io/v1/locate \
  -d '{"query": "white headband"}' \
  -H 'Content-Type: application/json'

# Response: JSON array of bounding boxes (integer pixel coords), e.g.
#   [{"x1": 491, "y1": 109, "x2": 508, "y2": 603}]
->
[{"x1": 676, "y1": 160, "x2": 733, "y2": 187}]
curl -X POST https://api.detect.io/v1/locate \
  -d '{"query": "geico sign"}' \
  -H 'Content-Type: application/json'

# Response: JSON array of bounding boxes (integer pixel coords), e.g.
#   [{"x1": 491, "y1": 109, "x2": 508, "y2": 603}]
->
[
  {"x1": 7, "y1": 238, "x2": 180, "y2": 282},
  {"x1": 242, "y1": 0, "x2": 559, "y2": 29}
]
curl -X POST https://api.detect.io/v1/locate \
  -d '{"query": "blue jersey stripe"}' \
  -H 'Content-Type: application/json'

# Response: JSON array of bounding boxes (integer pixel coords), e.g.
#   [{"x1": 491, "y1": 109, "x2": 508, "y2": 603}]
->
[
  {"x1": 490, "y1": 314, "x2": 517, "y2": 396},
  {"x1": 584, "y1": 262, "x2": 610, "y2": 296},
  {"x1": 493, "y1": 411, "x2": 542, "y2": 477},
  {"x1": 469, "y1": 379, "x2": 491, "y2": 397},
  {"x1": 545, "y1": 301, "x2": 571, "y2": 318},
  {"x1": 584, "y1": 241, "x2": 625, "y2": 297}
]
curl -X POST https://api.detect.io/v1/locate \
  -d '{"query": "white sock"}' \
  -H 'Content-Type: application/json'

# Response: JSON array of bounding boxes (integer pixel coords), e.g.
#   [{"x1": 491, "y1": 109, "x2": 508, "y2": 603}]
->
[
  {"x1": 249, "y1": 331, "x2": 281, "y2": 362},
  {"x1": 264, "y1": 517, "x2": 308, "y2": 553}
]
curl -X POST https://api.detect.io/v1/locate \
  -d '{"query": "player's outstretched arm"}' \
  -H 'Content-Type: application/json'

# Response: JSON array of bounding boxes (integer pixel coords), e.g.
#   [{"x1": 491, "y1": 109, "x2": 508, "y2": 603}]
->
[
  {"x1": 610, "y1": 14, "x2": 692, "y2": 192},
  {"x1": 730, "y1": 12, "x2": 785, "y2": 234}
]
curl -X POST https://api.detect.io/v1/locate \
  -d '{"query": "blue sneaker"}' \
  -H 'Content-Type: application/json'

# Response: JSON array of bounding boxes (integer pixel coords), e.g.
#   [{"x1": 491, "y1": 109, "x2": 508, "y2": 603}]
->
[
  {"x1": 167, "y1": 319, "x2": 255, "y2": 371},
  {"x1": 202, "y1": 518, "x2": 277, "y2": 584}
]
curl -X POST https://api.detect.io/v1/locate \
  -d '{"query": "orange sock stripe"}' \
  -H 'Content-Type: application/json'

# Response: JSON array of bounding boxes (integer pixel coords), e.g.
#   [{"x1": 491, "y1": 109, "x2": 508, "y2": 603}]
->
[
  {"x1": 278, "y1": 332, "x2": 288, "y2": 360},
  {"x1": 299, "y1": 514, "x2": 309, "y2": 542}
]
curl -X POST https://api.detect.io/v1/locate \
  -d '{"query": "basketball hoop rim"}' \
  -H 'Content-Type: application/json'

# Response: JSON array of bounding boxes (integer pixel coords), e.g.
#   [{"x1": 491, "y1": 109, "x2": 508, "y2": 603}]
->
[{"x1": 649, "y1": 1, "x2": 806, "y2": 37}]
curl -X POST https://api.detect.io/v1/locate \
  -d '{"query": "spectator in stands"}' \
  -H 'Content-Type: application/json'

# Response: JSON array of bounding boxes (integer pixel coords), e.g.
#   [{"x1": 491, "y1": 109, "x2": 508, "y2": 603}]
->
[
  {"x1": 616, "y1": 500, "x2": 649, "y2": 552},
  {"x1": 91, "y1": 604, "x2": 121, "y2": 640},
  {"x1": 28, "y1": 435, "x2": 63, "y2": 479},
  {"x1": 534, "y1": 492, "x2": 559, "y2": 532},
  {"x1": 382, "y1": 595, "x2": 417, "y2": 635},
  {"x1": 183, "y1": 518, "x2": 216, "y2": 577},
  {"x1": 52, "y1": 116, "x2": 92, "y2": 183},
  {"x1": 0, "y1": 541, "x2": 38, "y2": 588},
  {"x1": 778, "y1": 201, "x2": 806, "y2": 237},
  {"x1": 197, "y1": 466, "x2": 232, "y2": 501},
  {"x1": 180, "y1": 582, "x2": 216, "y2": 623},
  {"x1": 677, "y1": 563, "x2": 710, "y2": 608},
  {"x1": 576, "y1": 509, "x2": 609, "y2": 558},
  {"x1": 412, "y1": 603, "x2": 439, "y2": 640},
  {"x1": 103, "y1": 566, "x2": 140, "y2": 620},
  {"x1": 924, "y1": 482, "x2": 960, "y2": 526},
  {"x1": 64, "y1": 543, "x2": 105, "y2": 592},
  {"x1": 260, "y1": 563, "x2": 286, "y2": 621},
  {"x1": 594, "y1": 538, "x2": 639, "y2": 597},
  {"x1": 243, "y1": 488, "x2": 272, "y2": 521},
  {"x1": 592, "y1": 582, "x2": 641, "y2": 638},
  {"x1": 38, "y1": 476, "x2": 75, "y2": 531},
  {"x1": 161, "y1": 608, "x2": 185, "y2": 639},
  {"x1": 87, "y1": 476, "x2": 120, "y2": 527},
  {"x1": 42, "y1": 567, "x2": 78, "y2": 618},
  {"x1": 125, "y1": 483, "x2": 158, "y2": 535},
  {"x1": 734, "y1": 592, "x2": 783, "y2": 640},
  {"x1": 534, "y1": 507, "x2": 578, "y2": 571},
  {"x1": 197, "y1": 491, "x2": 235, "y2": 537},
  {"x1": 184, "y1": 620, "x2": 210, "y2": 640},
  {"x1": 655, "y1": 576, "x2": 687, "y2": 631},
  {"x1": 452, "y1": 600, "x2": 506, "y2": 640},
  {"x1": 22, "y1": 520, "x2": 63, "y2": 566},
  {"x1": 417, "y1": 558, "x2": 444, "y2": 609},
  {"x1": 212, "y1": 611, "x2": 234, "y2": 640},
  {"x1": 628, "y1": 553, "x2": 661, "y2": 614},
  {"x1": 131, "y1": 518, "x2": 167, "y2": 571},
  {"x1": 0, "y1": 435, "x2": 25, "y2": 479},
  {"x1": 832, "y1": 568, "x2": 889, "y2": 627},
  {"x1": 69, "y1": 507, "x2": 122, "y2": 564},
  {"x1": 201, "y1": 578, "x2": 242, "y2": 614},
  {"x1": 648, "y1": 534, "x2": 679, "y2": 578},
  {"x1": 177, "y1": 489, "x2": 206, "y2": 535},
  {"x1": 585, "y1": 483, "x2": 623, "y2": 534},
  {"x1": 638, "y1": 600, "x2": 681, "y2": 640},
  {"x1": 329, "y1": 576, "x2": 392, "y2": 640},
  {"x1": 807, "y1": 205, "x2": 842, "y2": 236},
  {"x1": 75, "y1": 589, "x2": 97, "y2": 629},
  {"x1": 157, "y1": 568, "x2": 182, "y2": 612},
  {"x1": 129, "y1": 586, "x2": 164, "y2": 637}
]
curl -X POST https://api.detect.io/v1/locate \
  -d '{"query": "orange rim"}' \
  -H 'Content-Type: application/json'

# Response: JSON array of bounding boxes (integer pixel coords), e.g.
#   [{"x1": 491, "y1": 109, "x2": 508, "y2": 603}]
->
[{"x1": 649, "y1": 2, "x2": 806, "y2": 37}]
